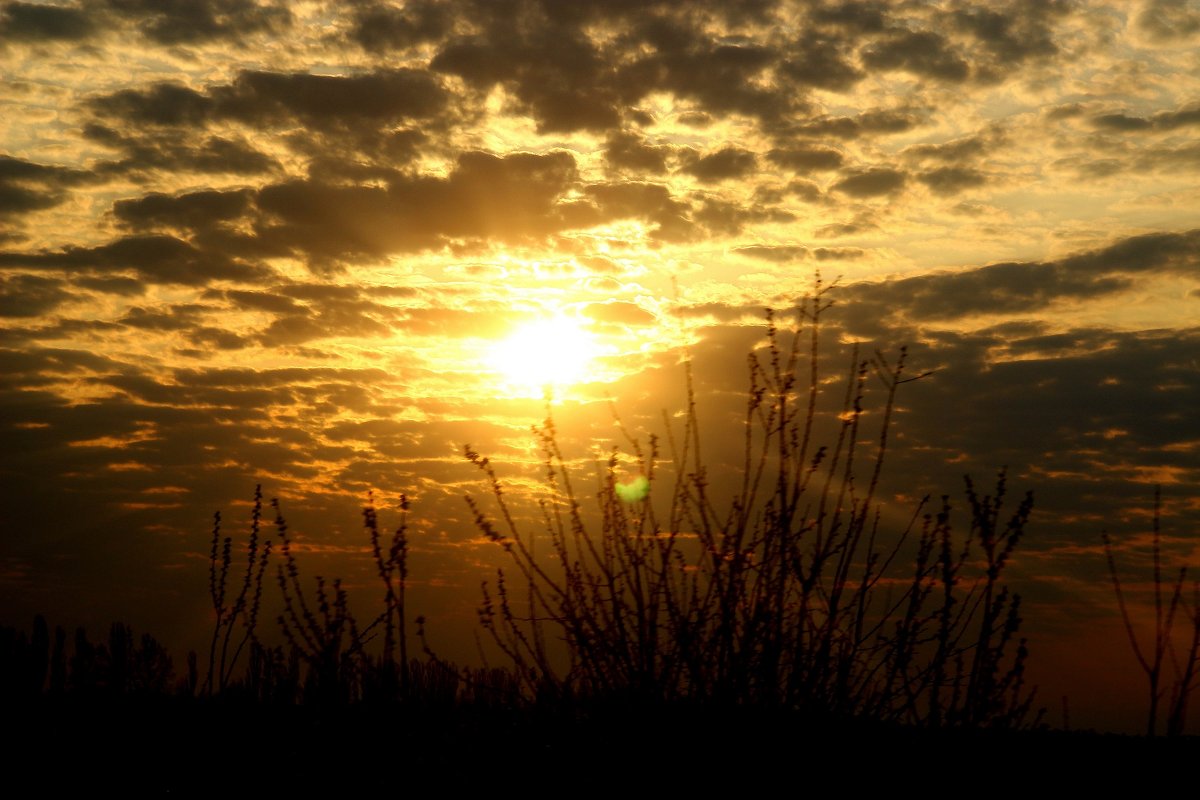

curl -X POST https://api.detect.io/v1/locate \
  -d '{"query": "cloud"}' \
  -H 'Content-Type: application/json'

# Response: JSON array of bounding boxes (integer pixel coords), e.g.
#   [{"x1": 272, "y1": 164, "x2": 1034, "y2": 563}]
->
[
  {"x1": 917, "y1": 166, "x2": 987, "y2": 195},
  {"x1": 785, "y1": 108, "x2": 925, "y2": 140},
  {"x1": 239, "y1": 282, "x2": 405, "y2": 345},
  {"x1": 603, "y1": 131, "x2": 672, "y2": 174},
  {"x1": 425, "y1": 3, "x2": 803, "y2": 132},
  {"x1": 860, "y1": 29, "x2": 970, "y2": 83},
  {"x1": 127, "y1": 151, "x2": 756, "y2": 266},
  {"x1": 808, "y1": 0, "x2": 889, "y2": 33},
  {"x1": 101, "y1": 0, "x2": 292, "y2": 45},
  {"x1": 348, "y1": 1, "x2": 453, "y2": 52},
  {"x1": 203, "y1": 288, "x2": 300, "y2": 315},
  {"x1": 842, "y1": 229, "x2": 1200, "y2": 323},
  {"x1": 0, "y1": 156, "x2": 90, "y2": 221},
  {"x1": 948, "y1": 1, "x2": 1066, "y2": 70},
  {"x1": 253, "y1": 150, "x2": 582, "y2": 260},
  {"x1": 680, "y1": 146, "x2": 757, "y2": 182},
  {"x1": 86, "y1": 67, "x2": 449, "y2": 153},
  {"x1": 0, "y1": 234, "x2": 271, "y2": 286},
  {"x1": 777, "y1": 33, "x2": 863, "y2": 90},
  {"x1": 582, "y1": 181, "x2": 694, "y2": 242},
  {"x1": 113, "y1": 189, "x2": 254, "y2": 231},
  {"x1": 0, "y1": 1, "x2": 95, "y2": 42},
  {"x1": 0, "y1": 274, "x2": 72, "y2": 317},
  {"x1": 83, "y1": 125, "x2": 279, "y2": 177},
  {"x1": 1135, "y1": 0, "x2": 1200, "y2": 42},
  {"x1": 831, "y1": 167, "x2": 907, "y2": 197},
  {"x1": 1092, "y1": 102, "x2": 1200, "y2": 133},
  {"x1": 766, "y1": 145, "x2": 844, "y2": 172},
  {"x1": 734, "y1": 244, "x2": 865, "y2": 263},
  {"x1": 692, "y1": 196, "x2": 790, "y2": 236},
  {"x1": 902, "y1": 127, "x2": 1007, "y2": 165},
  {"x1": 815, "y1": 219, "x2": 876, "y2": 238},
  {"x1": 430, "y1": 13, "x2": 623, "y2": 133}
]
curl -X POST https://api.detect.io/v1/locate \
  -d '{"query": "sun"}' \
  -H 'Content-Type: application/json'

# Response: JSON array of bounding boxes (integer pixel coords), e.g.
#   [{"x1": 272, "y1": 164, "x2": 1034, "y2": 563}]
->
[{"x1": 487, "y1": 315, "x2": 604, "y2": 396}]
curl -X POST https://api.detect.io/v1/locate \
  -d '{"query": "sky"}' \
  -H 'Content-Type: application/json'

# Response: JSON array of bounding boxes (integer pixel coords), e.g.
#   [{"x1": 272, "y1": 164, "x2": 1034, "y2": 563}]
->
[{"x1": 2, "y1": 0, "x2": 1199, "y2": 731}]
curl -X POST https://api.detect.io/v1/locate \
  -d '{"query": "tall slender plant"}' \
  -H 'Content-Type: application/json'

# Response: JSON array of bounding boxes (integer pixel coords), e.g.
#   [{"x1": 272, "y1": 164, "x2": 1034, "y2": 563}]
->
[
  {"x1": 456, "y1": 287, "x2": 1041, "y2": 728},
  {"x1": 205, "y1": 485, "x2": 271, "y2": 694},
  {"x1": 1104, "y1": 487, "x2": 1200, "y2": 736}
]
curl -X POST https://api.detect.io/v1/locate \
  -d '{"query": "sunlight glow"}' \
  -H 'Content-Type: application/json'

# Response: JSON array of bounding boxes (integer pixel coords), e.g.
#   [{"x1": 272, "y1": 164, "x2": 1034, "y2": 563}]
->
[{"x1": 488, "y1": 315, "x2": 604, "y2": 396}]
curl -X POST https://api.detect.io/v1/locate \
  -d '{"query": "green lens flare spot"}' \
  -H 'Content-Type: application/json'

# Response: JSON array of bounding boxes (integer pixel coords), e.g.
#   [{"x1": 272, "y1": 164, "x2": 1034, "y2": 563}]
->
[{"x1": 615, "y1": 475, "x2": 650, "y2": 503}]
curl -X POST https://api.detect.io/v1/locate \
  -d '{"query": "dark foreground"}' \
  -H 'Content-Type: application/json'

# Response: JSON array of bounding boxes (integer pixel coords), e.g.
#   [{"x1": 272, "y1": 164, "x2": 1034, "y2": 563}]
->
[{"x1": 8, "y1": 699, "x2": 1198, "y2": 791}]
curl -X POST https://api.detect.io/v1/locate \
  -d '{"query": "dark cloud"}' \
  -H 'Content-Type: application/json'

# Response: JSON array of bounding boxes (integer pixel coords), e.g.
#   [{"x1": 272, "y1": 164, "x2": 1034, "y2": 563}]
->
[
  {"x1": 83, "y1": 125, "x2": 278, "y2": 177},
  {"x1": 430, "y1": 14, "x2": 622, "y2": 133},
  {"x1": 0, "y1": 234, "x2": 271, "y2": 286},
  {"x1": 212, "y1": 282, "x2": 409, "y2": 346},
  {"x1": 843, "y1": 229, "x2": 1200, "y2": 322},
  {"x1": 879, "y1": 325, "x2": 1200, "y2": 518},
  {"x1": 118, "y1": 303, "x2": 208, "y2": 332},
  {"x1": 784, "y1": 179, "x2": 823, "y2": 203},
  {"x1": 1044, "y1": 103, "x2": 1087, "y2": 121},
  {"x1": 113, "y1": 189, "x2": 254, "y2": 232},
  {"x1": 831, "y1": 167, "x2": 907, "y2": 197},
  {"x1": 0, "y1": 274, "x2": 72, "y2": 317},
  {"x1": 203, "y1": 288, "x2": 301, "y2": 315},
  {"x1": 903, "y1": 128, "x2": 1006, "y2": 164},
  {"x1": 734, "y1": 244, "x2": 864, "y2": 262},
  {"x1": 918, "y1": 166, "x2": 987, "y2": 195},
  {"x1": 809, "y1": 0, "x2": 889, "y2": 33},
  {"x1": 693, "y1": 196, "x2": 791, "y2": 236},
  {"x1": 0, "y1": 1, "x2": 94, "y2": 41},
  {"x1": 1092, "y1": 103, "x2": 1200, "y2": 133},
  {"x1": 1136, "y1": 0, "x2": 1200, "y2": 42},
  {"x1": 766, "y1": 145, "x2": 844, "y2": 172},
  {"x1": 860, "y1": 29, "x2": 970, "y2": 83},
  {"x1": 348, "y1": 1, "x2": 453, "y2": 52},
  {"x1": 88, "y1": 67, "x2": 448, "y2": 139},
  {"x1": 681, "y1": 146, "x2": 757, "y2": 182},
  {"x1": 734, "y1": 244, "x2": 810, "y2": 263},
  {"x1": 582, "y1": 181, "x2": 694, "y2": 242},
  {"x1": 786, "y1": 108, "x2": 925, "y2": 140},
  {"x1": 603, "y1": 131, "x2": 672, "y2": 174},
  {"x1": 101, "y1": 0, "x2": 291, "y2": 45},
  {"x1": 85, "y1": 70, "x2": 444, "y2": 173},
  {"x1": 75, "y1": 276, "x2": 146, "y2": 296},
  {"x1": 778, "y1": 33, "x2": 863, "y2": 90},
  {"x1": 0, "y1": 156, "x2": 89, "y2": 221},
  {"x1": 423, "y1": 3, "x2": 806, "y2": 132},
  {"x1": 613, "y1": 19, "x2": 798, "y2": 125},
  {"x1": 0, "y1": 346, "x2": 123, "y2": 379},
  {"x1": 87, "y1": 83, "x2": 211, "y2": 127},
  {"x1": 253, "y1": 150, "x2": 582, "y2": 261},
  {"x1": 948, "y1": 1, "x2": 1067, "y2": 72},
  {"x1": 815, "y1": 219, "x2": 876, "y2": 238},
  {"x1": 216, "y1": 69, "x2": 447, "y2": 130}
]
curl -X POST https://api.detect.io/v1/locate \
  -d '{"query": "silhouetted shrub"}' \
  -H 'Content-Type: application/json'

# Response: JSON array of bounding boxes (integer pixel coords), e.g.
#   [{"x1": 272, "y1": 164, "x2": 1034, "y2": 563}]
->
[{"x1": 451, "y1": 288, "x2": 1041, "y2": 728}]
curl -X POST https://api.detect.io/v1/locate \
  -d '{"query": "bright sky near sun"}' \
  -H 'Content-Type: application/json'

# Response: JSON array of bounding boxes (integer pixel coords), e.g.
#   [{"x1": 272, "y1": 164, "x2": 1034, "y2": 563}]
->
[
  {"x1": 487, "y1": 314, "x2": 609, "y2": 396},
  {"x1": 2, "y1": 0, "x2": 1199, "y2": 732}
]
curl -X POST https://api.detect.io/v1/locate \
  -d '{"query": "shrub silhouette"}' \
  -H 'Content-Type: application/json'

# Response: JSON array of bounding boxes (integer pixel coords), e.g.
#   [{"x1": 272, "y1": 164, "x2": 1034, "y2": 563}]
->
[
  {"x1": 1104, "y1": 487, "x2": 1200, "y2": 736},
  {"x1": 451, "y1": 288, "x2": 1041, "y2": 728}
]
